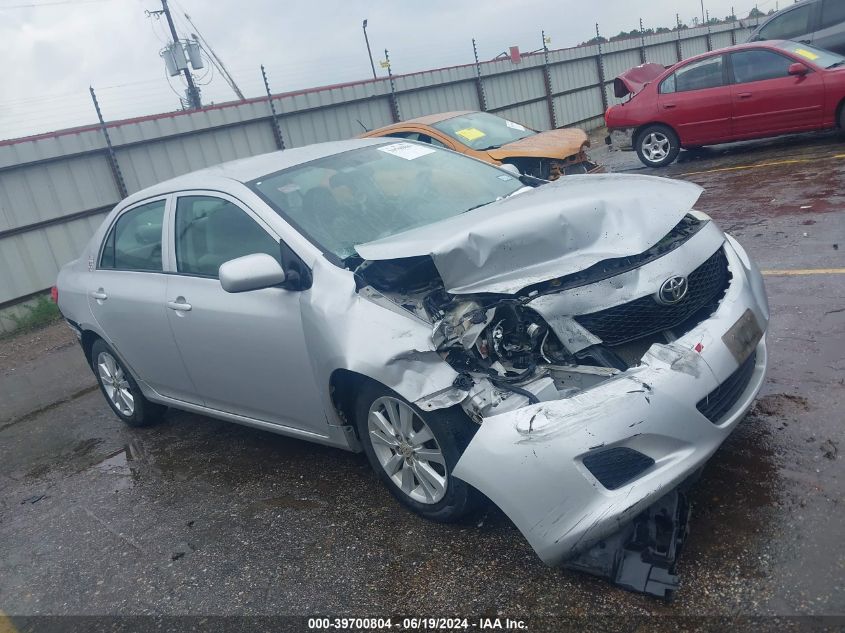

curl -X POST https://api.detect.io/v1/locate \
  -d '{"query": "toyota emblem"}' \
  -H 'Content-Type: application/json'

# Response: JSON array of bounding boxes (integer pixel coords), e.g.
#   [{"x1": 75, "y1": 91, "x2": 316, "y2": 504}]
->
[{"x1": 655, "y1": 276, "x2": 689, "y2": 305}]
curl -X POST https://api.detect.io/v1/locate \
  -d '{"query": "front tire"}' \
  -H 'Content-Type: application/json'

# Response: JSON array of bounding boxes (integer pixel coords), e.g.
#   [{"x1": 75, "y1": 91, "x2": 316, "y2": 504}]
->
[
  {"x1": 355, "y1": 382, "x2": 481, "y2": 522},
  {"x1": 90, "y1": 339, "x2": 165, "y2": 427},
  {"x1": 636, "y1": 124, "x2": 680, "y2": 168}
]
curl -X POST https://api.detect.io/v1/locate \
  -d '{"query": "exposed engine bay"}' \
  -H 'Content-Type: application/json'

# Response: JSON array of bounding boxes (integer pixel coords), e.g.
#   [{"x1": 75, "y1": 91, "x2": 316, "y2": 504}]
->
[{"x1": 354, "y1": 213, "x2": 720, "y2": 424}]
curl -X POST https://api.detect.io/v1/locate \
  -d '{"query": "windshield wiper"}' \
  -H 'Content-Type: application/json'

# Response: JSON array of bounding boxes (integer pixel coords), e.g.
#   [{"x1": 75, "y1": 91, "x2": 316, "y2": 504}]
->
[{"x1": 827, "y1": 61, "x2": 845, "y2": 68}]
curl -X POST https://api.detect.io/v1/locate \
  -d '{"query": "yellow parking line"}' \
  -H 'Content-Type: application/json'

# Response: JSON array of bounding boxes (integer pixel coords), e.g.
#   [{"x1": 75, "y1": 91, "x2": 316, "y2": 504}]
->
[
  {"x1": 679, "y1": 154, "x2": 845, "y2": 176},
  {"x1": 762, "y1": 268, "x2": 845, "y2": 276},
  {"x1": 0, "y1": 610, "x2": 19, "y2": 633}
]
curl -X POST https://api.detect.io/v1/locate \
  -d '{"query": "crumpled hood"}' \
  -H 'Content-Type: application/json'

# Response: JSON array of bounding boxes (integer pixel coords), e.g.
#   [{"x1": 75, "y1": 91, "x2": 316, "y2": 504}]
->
[
  {"x1": 486, "y1": 128, "x2": 589, "y2": 161},
  {"x1": 614, "y1": 62, "x2": 666, "y2": 98},
  {"x1": 355, "y1": 174, "x2": 703, "y2": 295}
]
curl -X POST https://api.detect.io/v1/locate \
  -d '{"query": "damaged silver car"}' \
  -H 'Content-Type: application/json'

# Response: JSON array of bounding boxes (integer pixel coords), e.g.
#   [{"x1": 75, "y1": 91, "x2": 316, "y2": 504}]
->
[{"x1": 56, "y1": 138, "x2": 769, "y2": 597}]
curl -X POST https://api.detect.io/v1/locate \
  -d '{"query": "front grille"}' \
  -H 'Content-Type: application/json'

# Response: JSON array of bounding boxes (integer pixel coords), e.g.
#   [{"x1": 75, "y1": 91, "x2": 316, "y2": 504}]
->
[
  {"x1": 697, "y1": 351, "x2": 758, "y2": 424},
  {"x1": 574, "y1": 248, "x2": 730, "y2": 346},
  {"x1": 582, "y1": 447, "x2": 655, "y2": 490}
]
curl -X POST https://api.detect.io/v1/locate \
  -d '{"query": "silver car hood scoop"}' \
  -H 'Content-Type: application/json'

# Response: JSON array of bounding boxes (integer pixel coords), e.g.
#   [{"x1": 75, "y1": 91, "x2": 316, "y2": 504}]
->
[{"x1": 355, "y1": 174, "x2": 703, "y2": 295}]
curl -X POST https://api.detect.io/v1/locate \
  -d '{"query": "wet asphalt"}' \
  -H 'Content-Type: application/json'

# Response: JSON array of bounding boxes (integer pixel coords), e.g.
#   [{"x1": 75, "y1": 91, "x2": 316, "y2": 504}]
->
[{"x1": 0, "y1": 131, "x2": 843, "y2": 624}]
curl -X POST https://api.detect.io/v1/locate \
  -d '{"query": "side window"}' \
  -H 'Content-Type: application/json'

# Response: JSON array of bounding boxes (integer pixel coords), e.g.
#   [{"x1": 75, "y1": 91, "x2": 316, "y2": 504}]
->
[
  {"x1": 820, "y1": 0, "x2": 845, "y2": 29},
  {"x1": 731, "y1": 50, "x2": 794, "y2": 83},
  {"x1": 175, "y1": 196, "x2": 280, "y2": 278},
  {"x1": 418, "y1": 134, "x2": 449, "y2": 149},
  {"x1": 659, "y1": 73, "x2": 677, "y2": 94},
  {"x1": 669, "y1": 56, "x2": 725, "y2": 92},
  {"x1": 385, "y1": 131, "x2": 448, "y2": 148},
  {"x1": 759, "y1": 5, "x2": 813, "y2": 40},
  {"x1": 100, "y1": 200, "x2": 165, "y2": 271}
]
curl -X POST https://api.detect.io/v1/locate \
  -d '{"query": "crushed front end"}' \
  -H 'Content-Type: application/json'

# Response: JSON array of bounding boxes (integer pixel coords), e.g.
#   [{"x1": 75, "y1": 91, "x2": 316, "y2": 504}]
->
[{"x1": 353, "y1": 175, "x2": 769, "y2": 597}]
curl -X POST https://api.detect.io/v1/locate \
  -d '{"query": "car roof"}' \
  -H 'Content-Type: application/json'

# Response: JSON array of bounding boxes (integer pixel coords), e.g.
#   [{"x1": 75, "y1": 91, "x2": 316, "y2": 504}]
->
[
  {"x1": 119, "y1": 137, "x2": 394, "y2": 207},
  {"x1": 366, "y1": 110, "x2": 474, "y2": 134},
  {"x1": 671, "y1": 40, "x2": 790, "y2": 67}
]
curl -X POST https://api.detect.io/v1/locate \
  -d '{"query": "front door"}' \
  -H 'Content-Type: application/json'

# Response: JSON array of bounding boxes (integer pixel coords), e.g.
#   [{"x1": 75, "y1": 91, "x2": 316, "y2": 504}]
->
[
  {"x1": 657, "y1": 54, "x2": 733, "y2": 146},
  {"x1": 729, "y1": 49, "x2": 825, "y2": 137},
  {"x1": 88, "y1": 197, "x2": 197, "y2": 401},
  {"x1": 163, "y1": 192, "x2": 326, "y2": 434}
]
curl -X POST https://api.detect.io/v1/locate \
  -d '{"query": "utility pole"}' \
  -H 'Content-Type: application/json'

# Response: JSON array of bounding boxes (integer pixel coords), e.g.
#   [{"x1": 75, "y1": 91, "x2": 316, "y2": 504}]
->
[
  {"x1": 362, "y1": 19, "x2": 377, "y2": 80},
  {"x1": 700, "y1": 0, "x2": 706, "y2": 25},
  {"x1": 160, "y1": 0, "x2": 201, "y2": 109}
]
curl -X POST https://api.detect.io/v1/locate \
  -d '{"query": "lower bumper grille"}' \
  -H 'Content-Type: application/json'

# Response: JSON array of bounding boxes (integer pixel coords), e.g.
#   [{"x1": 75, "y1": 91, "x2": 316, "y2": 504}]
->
[
  {"x1": 574, "y1": 248, "x2": 730, "y2": 346},
  {"x1": 696, "y1": 351, "x2": 758, "y2": 424},
  {"x1": 582, "y1": 447, "x2": 655, "y2": 490}
]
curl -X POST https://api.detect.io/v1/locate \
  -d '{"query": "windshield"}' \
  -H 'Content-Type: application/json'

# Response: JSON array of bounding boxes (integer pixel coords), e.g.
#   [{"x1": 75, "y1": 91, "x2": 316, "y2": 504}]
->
[
  {"x1": 777, "y1": 41, "x2": 845, "y2": 69},
  {"x1": 432, "y1": 112, "x2": 535, "y2": 150},
  {"x1": 249, "y1": 142, "x2": 523, "y2": 262}
]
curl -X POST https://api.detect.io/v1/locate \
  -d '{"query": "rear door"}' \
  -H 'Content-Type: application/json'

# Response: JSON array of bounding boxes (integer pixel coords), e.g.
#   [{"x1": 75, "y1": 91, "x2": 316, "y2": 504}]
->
[
  {"x1": 89, "y1": 197, "x2": 197, "y2": 401},
  {"x1": 813, "y1": 0, "x2": 845, "y2": 55},
  {"x1": 163, "y1": 191, "x2": 326, "y2": 433},
  {"x1": 657, "y1": 54, "x2": 733, "y2": 145},
  {"x1": 729, "y1": 48, "x2": 825, "y2": 136}
]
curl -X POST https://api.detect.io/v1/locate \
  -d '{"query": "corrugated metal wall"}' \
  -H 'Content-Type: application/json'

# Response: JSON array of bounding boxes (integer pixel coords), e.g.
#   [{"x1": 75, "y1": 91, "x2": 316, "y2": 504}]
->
[{"x1": 0, "y1": 20, "x2": 758, "y2": 315}]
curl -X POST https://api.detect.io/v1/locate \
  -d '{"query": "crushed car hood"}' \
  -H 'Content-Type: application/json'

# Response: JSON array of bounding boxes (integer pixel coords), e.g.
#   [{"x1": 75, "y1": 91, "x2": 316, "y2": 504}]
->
[
  {"x1": 486, "y1": 128, "x2": 589, "y2": 161},
  {"x1": 355, "y1": 174, "x2": 703, "y2": 295},
  {"x1": 614, "y1": 62, "x2": 666, "y2": 98}
]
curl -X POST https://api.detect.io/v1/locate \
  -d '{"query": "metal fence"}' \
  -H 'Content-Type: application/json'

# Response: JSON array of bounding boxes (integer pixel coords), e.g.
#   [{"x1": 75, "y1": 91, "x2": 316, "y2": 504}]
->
[{"x1": 0, "y1": 19, "x2": 759, "y2": 329}]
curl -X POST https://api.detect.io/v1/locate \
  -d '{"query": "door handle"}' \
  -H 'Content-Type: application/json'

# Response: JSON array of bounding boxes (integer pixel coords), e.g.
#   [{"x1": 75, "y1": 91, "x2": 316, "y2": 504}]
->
[
  {"x1": 663, "y1": 103, "x2": 677, "y2": 109},
  {"x1": 167, "y1": 298, "x2": 192, "y2": 312},
  {"x1": 738, "y1": 92, "x2": 753, "y2": 99},
  {"x1": 91, "y1": 289, "x2": 108, "y2": 301}
]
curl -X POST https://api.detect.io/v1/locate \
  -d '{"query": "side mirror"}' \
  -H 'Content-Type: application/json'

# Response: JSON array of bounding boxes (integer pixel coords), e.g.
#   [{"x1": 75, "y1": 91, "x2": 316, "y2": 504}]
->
[
  {"x1": 498, "y1": 163, "x2": 521, "y2": 177},
  {"x1": 788, "y1": 62, "x2": 809, "y2": 76},
  {"x1": 219, "y1": 253, "x2": 286, "y2": 293}
]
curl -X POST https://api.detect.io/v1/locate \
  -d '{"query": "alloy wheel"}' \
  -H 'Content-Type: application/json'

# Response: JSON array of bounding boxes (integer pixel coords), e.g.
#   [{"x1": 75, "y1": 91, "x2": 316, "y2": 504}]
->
[
  {"x1": 97, "y1": 351, "x2": 134, "y2": 416},
  {"x1": 641, "y1": 132, "x2": 671, "y2": 163},
  {"x1": 367, "y1": 396, "x2": 447, "y2": 504}
]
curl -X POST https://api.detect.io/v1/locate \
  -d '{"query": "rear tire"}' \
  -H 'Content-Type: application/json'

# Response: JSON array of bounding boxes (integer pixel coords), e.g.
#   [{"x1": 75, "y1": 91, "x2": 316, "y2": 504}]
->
[
  {"x1": 635, "y1": 124, "x2": 680, "y2": 168},
  {"x1": 355, "y1": 381, "x2": 481, "y2": 522},
  {"x1": 90, "y1": 339, "x2": 165, "y2": 427}
]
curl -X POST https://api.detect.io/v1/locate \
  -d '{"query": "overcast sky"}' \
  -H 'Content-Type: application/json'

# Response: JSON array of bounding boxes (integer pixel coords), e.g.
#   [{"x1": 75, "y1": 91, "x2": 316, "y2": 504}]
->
[{"x1": 1, "y1": 0, "x2": 777, "y2": 140}]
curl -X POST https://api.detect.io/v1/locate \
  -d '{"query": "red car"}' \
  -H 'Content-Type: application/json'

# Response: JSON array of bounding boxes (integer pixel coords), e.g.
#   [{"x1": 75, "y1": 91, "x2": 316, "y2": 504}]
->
[{"x1": 605, "y1": 40, "x2": 845, "y2": 167}]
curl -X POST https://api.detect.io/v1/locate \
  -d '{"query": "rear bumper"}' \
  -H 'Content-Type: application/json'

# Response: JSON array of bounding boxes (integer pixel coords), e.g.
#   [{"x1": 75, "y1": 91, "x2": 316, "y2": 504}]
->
[{"x1": 453, "y1": 236, "x2": 769, "y2": 566}]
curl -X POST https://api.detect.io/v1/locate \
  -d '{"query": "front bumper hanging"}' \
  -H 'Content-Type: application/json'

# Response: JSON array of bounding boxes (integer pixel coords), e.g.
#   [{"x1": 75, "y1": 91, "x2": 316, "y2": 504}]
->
[{"x1": 564, "y1": 489, "x2": 691, "y2": 599}]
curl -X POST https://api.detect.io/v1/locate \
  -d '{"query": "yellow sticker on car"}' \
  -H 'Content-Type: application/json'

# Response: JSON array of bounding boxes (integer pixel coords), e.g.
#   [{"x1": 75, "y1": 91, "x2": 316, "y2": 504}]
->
[
  {"x1": 794, "y1": 48, "x2": 819, "y2": 61},
  {"x1": 455, "y1": 127, "x2": 486, "y2": 141}
]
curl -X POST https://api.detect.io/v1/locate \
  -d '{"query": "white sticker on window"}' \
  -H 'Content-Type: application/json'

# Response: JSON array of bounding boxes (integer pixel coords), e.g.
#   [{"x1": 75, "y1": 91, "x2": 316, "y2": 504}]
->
[
  {"x1": 377, "y1": 142, "x2": 436, "y2": 160},
  {"x1": 505, "y1": 120, "x2": 526, "y2": 131}
]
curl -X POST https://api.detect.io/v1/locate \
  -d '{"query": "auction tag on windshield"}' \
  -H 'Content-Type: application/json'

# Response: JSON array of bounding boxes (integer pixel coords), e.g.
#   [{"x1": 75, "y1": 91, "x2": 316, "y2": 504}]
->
[
  {"x1": 377, "y1": 142, "x2": 436, "y2": 160},
  {"x1": 795, "y1": 48, "x2": 819, "y2": 61},
  {"x1": 505, "y1": 120, "x2": 526, "y2": 131},
  {"x1": 455, "y1": 127, "x2": 486, "y2": 141}
]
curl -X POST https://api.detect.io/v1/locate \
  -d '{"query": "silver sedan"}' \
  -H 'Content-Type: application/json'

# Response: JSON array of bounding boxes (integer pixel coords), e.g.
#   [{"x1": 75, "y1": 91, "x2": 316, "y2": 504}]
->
[{"x1": 56, "y1": 138, "x2": 769, "y2": 594}]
